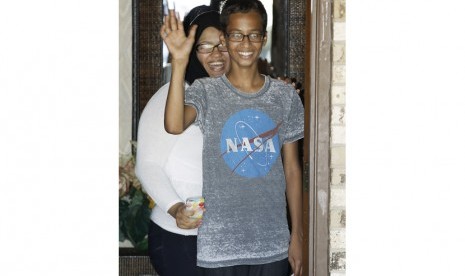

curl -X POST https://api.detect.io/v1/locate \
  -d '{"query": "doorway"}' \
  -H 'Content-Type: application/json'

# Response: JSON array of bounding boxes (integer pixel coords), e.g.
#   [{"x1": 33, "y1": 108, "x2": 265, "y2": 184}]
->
[{"x1": 129, "y1": 1, "x2": 333, "y2": 275}]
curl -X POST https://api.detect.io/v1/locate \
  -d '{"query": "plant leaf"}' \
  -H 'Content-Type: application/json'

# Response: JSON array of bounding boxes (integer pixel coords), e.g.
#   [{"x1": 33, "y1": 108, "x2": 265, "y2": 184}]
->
[{"x1": 122, "y1": 189, "x2": 151, "y2": 248}]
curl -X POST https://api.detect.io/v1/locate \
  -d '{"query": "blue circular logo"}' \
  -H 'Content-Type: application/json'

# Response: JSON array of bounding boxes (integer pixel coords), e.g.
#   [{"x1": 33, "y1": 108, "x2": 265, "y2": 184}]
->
[{"x1": 220, "y1": 109, "x2": 281, "y2": 178}]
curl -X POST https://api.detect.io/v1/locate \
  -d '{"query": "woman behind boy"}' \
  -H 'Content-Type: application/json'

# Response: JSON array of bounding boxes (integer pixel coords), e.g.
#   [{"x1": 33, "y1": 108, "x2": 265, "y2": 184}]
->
[{"x1": 164, "y1": 0, "x2": 304, "y2": 275}]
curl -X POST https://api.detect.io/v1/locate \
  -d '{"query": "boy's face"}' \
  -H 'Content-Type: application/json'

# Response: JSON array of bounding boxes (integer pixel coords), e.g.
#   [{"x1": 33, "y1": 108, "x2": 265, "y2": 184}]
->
[{"x1": 221, "y1": 11, "x2": 267, "y2": 68}]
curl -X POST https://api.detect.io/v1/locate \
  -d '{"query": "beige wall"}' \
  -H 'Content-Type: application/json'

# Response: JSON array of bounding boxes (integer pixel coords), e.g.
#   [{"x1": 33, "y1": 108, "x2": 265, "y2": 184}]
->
[
  {"x1": 119, "y1": 0, "x2": 133, "y2": 248},
  {"x1": 119, "y1": 0, "x2": 132, "y2": 158},
  {"x1": 329, "y1": 0, "x2": 346, "y2": 275}
]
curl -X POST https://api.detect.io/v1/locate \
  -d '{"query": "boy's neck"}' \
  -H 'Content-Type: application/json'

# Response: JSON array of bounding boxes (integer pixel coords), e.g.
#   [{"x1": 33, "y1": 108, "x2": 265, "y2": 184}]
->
[{"x1": 226, "y1": 68, "x2": 264, "y2": 93}]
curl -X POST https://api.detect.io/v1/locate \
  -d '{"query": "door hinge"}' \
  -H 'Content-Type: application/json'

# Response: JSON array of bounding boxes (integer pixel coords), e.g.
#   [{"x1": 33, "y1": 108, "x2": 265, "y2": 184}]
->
[{"x1": 303, "y1": 161, "x2": 309, "y2": 192}]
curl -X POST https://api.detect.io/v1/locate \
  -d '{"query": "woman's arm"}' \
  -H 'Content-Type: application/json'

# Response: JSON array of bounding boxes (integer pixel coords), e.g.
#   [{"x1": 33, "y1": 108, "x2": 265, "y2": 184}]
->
[{"x1": 136, "y1": 87, "x2": 200, "y2": 229}]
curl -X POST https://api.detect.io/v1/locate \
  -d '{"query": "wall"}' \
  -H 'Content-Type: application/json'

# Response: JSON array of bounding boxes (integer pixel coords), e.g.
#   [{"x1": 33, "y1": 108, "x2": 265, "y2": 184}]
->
[
  {"x1": 119, "y1": 0, "x2": 133, "y2": 248},
  {"x1": 120, "y1": 0, "x2": 132, "y2": 158},
  {"x1": 329, "y1": 0, "x2": 346, "y2": 275}
]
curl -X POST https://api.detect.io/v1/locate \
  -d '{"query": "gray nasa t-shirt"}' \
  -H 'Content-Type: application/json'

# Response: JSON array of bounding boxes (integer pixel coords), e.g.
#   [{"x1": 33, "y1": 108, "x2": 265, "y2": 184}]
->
[{"x1": 185, "y1": 74, "x2": 304, "y2": 268}]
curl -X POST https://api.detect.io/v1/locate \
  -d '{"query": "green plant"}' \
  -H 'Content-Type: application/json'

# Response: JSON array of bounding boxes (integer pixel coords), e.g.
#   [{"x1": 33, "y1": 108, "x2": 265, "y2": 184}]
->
[{"x1": 119, "y1": 150, "x2": 154, "y2": 251}]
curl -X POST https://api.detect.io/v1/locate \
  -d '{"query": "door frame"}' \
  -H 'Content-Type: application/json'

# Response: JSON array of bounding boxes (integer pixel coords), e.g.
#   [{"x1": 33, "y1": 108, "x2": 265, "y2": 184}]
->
[
  {"x1": 303, "y1": 0, "x2": 332, "y2": 275},
  {"x1": 130, "y1": 1, "x2": 333, "y2": 275}
]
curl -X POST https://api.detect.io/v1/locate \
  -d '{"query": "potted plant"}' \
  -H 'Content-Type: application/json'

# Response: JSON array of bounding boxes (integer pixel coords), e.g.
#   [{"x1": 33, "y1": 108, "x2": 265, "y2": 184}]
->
[{"x1": 119, "y1": 148, "x2": 154, "y2": 251}]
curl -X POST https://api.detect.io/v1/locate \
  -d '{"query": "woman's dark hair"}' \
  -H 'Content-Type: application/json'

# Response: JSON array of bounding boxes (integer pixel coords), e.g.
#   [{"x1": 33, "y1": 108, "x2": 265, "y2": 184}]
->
[
  {"x1": 219, "y1": 0, "x2": 267, "y2": 33},
  {"x1": 182, "y1": 5, "x2": 222, "y2": 84}
]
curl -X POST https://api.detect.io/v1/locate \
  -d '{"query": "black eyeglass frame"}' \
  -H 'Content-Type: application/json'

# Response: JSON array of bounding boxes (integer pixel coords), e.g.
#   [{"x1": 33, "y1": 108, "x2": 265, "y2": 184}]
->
[
  {"x1": 225, "y1": 32, "x2": 265, "y2": 42},
  {"x1": 195, "y1": 43, "x2": 228, "y2": 54}
]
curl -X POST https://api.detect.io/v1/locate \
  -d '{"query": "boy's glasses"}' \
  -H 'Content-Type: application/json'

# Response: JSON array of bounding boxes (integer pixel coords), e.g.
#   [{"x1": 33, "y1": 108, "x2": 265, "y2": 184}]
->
[
  {"x1": 196, "y1": 43, "x2": 228, "y2": 54},
  {"x1": 226, "y1": 33, "x2": 264, "y2": 42}
]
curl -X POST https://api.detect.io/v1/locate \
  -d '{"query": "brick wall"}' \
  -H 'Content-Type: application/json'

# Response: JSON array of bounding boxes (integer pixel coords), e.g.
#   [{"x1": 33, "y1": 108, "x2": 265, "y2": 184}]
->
[{"x1": 329, "y1": 0, "x2": 346, "y2": 275}]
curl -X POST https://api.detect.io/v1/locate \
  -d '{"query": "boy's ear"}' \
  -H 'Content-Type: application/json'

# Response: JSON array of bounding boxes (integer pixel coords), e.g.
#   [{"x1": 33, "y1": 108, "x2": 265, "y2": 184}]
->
[
  {"x1": 220, "y1": 32, "x2": 226, "y2": 44},
  {"x1": 262, "y1": 31, "x2": 268, "y2": 45}
]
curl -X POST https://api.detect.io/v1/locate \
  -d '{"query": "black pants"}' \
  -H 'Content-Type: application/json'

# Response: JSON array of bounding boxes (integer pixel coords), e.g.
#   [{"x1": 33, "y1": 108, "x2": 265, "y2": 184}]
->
[
  {"x1": 148, "y1": 221, "x2": 289, "y2": 276},
  {"x1": 197, "y1": 258, "x2": 289, "y2": 276},
  {"x1": 148, "y1": 221, "x2": 198, "y2": 276}
]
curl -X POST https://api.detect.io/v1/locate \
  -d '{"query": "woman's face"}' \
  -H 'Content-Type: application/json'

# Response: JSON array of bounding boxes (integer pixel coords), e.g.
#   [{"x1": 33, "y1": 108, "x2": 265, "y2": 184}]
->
[{"x1": 196, "y1": 27, "x2": 230, "y2": 77}]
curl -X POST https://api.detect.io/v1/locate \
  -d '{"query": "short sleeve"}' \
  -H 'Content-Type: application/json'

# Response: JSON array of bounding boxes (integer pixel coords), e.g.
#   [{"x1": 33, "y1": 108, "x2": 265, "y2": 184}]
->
[
  {"x1": 282, "y1": 90, "x2": 305, "y2": 144},
  {"x1": 185, "y1": 79, "x2": 207, "y2": 131}
]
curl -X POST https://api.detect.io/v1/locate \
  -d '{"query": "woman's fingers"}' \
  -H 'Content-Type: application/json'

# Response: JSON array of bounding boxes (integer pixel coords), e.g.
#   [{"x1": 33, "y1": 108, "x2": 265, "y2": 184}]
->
[
  {"x1": 175, "y1": 205, "x2": 202, "y2": 229},
  {"x1": 179, "y1": 217, "x2": 201, "y2": 229}
]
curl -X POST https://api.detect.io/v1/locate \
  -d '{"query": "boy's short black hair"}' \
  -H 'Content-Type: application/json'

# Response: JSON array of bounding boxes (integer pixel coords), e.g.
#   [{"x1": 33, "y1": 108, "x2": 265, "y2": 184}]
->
[{"x1": 219, "y1": 0, "x2": 267, "y2": 33}]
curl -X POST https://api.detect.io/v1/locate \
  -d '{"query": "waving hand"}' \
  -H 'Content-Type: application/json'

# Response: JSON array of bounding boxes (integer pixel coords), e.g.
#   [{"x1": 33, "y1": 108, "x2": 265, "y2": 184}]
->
[{"x1": 160, "y1": 9, "x2": 198, "y2": 63}]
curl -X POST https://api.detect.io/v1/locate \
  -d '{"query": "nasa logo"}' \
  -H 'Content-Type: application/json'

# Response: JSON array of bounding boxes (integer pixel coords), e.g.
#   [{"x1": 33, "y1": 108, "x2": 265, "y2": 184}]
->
[{"x1": 220, "y1": 109, "x2": 281, "y2": 178}]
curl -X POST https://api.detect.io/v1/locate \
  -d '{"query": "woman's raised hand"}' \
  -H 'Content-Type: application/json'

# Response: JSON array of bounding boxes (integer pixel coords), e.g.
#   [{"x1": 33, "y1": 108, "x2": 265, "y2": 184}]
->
[{"x1": 160, "y1": 9, "x2": 198, "y2": 63}]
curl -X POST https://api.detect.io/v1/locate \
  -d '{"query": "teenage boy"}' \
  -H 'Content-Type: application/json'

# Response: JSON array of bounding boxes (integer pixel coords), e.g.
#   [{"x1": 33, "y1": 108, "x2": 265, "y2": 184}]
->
[{"x1": 164, "y1": 0, "x2": 304, "y2": 275}]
